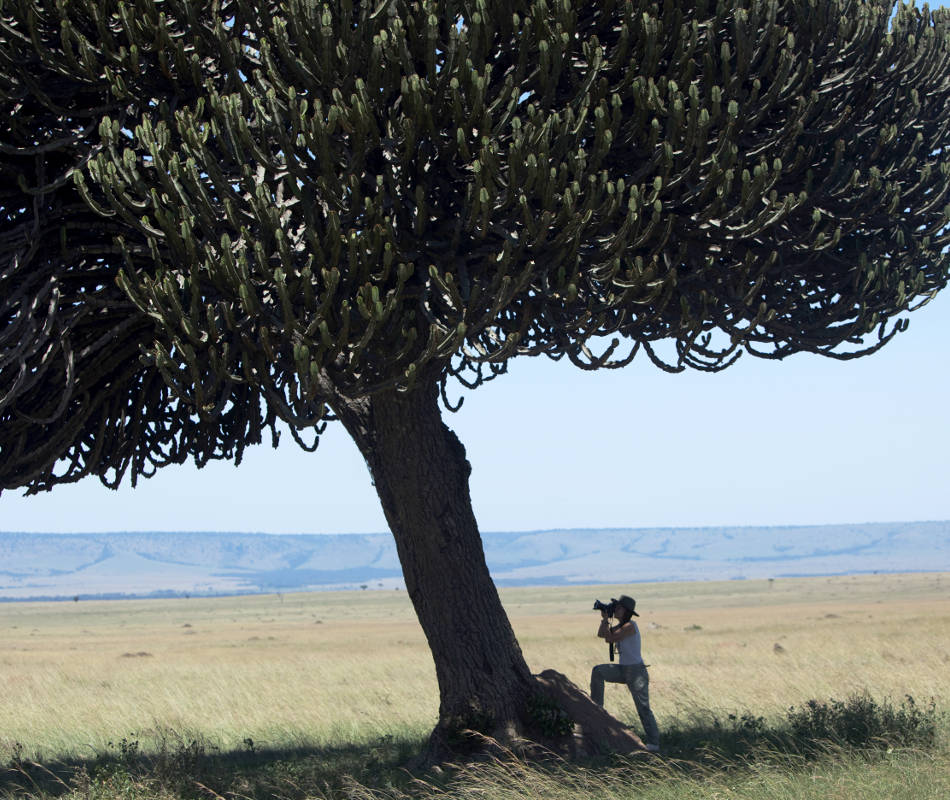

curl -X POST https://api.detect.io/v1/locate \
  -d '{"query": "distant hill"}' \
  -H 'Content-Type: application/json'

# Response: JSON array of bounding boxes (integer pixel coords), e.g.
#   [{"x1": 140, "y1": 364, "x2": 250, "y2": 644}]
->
[{"x1": 1, "y1": 521, "x2": 948, "y2": 600}]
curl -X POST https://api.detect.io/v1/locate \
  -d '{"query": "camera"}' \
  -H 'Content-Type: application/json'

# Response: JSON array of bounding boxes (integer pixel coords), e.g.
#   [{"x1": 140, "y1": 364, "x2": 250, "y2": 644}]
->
[{"x1": 593, "y1": 598, "x2": 620, "y2": 617}]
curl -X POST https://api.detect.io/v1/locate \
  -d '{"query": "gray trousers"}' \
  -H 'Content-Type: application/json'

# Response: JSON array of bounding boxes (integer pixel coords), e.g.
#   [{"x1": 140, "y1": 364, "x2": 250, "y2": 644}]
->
[{"x1": 590, "y1": 662, "x2": 660, "y2": 747}]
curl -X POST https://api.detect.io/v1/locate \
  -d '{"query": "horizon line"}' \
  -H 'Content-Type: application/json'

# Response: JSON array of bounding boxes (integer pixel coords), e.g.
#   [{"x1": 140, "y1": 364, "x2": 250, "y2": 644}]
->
[{"x1": 2, "y1": 519, "x2": 948, "y2": 537}]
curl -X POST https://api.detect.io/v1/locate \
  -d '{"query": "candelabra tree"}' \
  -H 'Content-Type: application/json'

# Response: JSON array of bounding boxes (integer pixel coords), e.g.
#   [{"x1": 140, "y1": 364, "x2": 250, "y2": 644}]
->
[{"x1": 2, "y1": 0, "x2": 949, "y2": 757}]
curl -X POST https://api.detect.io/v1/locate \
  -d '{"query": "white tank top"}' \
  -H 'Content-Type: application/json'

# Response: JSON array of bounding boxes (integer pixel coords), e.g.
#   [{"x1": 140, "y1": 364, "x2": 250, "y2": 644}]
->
[{"x1": 616, "y1": 623, "x2": 643, "y2": 665}]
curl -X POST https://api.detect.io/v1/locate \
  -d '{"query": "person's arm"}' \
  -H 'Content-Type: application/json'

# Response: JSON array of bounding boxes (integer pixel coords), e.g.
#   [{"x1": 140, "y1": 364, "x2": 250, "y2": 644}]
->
[{"x1": 602, "y1": 621, "x2": 638, "y2": 644}]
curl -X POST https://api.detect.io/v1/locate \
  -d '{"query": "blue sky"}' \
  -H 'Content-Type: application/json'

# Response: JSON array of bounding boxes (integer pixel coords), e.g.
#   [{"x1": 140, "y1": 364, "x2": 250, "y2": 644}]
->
[{"x1": 2, "y1": 289, "x2": 947, "y2": 534}]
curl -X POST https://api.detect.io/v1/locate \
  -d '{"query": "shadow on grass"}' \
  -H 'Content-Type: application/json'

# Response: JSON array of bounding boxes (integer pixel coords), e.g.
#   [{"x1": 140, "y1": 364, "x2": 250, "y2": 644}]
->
[
  {"x1": 1, "y1": 732, "x2": 427, "y2": 800},
  {"x1": 1, "y1": 693, "x2": 942, "y2": 799}
]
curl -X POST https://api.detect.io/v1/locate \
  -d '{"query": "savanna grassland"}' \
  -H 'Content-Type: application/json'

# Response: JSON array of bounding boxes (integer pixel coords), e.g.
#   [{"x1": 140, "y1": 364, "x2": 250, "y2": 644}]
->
[{"x1": 2, "y1": 572, "x2": 948, "y2": 799}]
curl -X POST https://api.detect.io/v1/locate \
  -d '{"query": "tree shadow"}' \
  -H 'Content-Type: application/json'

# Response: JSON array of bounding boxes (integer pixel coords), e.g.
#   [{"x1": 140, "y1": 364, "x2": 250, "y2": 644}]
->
[
  {"x1": 1, "y1": 694, "x2": 941, "y2": 799},
  {"x1": 0, "y1": 733, "x2": 426, "y2": 799}
]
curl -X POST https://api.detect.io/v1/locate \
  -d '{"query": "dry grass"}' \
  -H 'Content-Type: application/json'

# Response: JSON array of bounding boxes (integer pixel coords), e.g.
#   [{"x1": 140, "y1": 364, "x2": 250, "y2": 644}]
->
[
  {"x1": 1, "y1": 572, "x2": 947, "y2": 762},
  {"x1": 515, "y1": 573, "x2": 950, "y2": 727},
  {"x1": 0, "y1": 591, "x2": 435, "y2": 757}
]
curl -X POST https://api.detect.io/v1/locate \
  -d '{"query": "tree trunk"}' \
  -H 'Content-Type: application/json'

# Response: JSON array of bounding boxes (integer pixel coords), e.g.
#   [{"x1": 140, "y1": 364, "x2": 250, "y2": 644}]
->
[{"x1": 333, "y1": 379, "x2": 536, "y2": 759}]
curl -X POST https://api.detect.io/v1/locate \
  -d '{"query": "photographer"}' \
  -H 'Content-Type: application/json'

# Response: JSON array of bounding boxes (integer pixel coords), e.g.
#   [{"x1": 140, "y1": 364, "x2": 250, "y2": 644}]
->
[{"x1": 591, "y1": 595, "x2": 660, "y2": 753}]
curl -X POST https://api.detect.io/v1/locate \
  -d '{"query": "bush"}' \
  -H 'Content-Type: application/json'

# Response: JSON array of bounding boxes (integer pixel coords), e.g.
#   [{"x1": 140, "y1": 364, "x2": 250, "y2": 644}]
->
[
  {"x1": 525, "y1": 693, "x2": 575, "y2": 739},
  {"x1": 660, "y1": 693, "x2": 942, "y2": 764},
  {"x1": 785, "y1": 692, "x2": 940, "y2": 751}
]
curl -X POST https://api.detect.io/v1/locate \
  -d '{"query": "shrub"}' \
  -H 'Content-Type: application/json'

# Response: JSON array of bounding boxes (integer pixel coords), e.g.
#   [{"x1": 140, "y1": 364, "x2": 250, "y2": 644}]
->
[
  {"x1": 785, "y1": 693, "x2": 941, "y2": 751},
  {"x1": 525, "y1": 694, "x2": 575, "y2": 739},
  {"x1": 661, "y1": 693, "x2": 942, "y2": 764}
]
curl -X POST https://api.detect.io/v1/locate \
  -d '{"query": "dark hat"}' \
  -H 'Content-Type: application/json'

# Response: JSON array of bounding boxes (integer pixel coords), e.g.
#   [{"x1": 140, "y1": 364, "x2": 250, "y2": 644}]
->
[{"x1": 618, "y1": 595, "x2": 639, "y2": 616}]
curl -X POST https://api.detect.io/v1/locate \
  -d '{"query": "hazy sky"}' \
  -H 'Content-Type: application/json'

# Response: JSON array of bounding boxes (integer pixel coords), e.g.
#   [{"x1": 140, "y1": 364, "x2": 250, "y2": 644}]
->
[{"x1": 2, "y1": 289, "x2": 947, "y2": 535}]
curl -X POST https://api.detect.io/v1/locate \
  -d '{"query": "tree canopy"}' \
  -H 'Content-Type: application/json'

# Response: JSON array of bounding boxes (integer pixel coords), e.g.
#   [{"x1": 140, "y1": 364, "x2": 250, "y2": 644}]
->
[{"x1": 3, "y1": 0, "x2": 948, "y2": 493}]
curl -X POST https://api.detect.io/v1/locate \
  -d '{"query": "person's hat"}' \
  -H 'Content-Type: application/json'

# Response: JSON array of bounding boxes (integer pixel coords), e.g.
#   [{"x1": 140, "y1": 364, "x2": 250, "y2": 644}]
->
[{"x1": 618, "y1": 595, "x2": 639, "y2": 616}]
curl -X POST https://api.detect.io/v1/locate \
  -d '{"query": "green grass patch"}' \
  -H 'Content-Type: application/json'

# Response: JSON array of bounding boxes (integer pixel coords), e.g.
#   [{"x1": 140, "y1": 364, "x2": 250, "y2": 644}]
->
[
  {"x1": 2, "y1": 693, "x2": 945, "y2": 800},
  {"x1": 4, "y1": 744, "x2": 949, "y2": 800}
]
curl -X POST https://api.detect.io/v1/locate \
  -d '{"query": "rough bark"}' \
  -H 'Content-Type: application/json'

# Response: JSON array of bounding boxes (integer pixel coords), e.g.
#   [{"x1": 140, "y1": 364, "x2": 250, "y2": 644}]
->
[{"x1": 334, "y1": 379, "x2": 536, "y2": 759}]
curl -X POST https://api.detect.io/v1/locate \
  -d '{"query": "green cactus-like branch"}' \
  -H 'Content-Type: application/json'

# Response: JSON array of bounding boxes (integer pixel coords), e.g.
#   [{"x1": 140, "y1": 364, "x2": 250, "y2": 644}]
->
[{"x1": 2, "y1": 0, "x2": 949, "y2": 492}]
